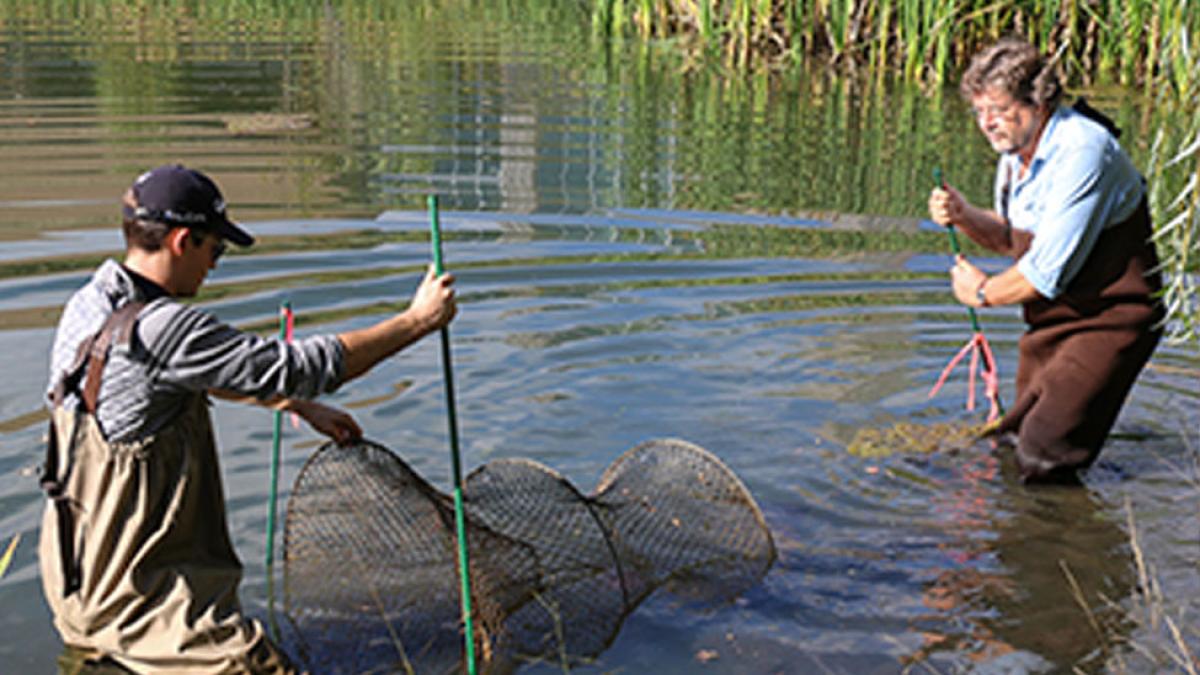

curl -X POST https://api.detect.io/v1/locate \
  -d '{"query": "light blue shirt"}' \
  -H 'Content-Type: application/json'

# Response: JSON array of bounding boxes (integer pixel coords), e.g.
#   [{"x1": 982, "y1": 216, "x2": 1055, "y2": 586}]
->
[{"x1": 995, "y1": 104, "x2": 1145, "y2": 299}]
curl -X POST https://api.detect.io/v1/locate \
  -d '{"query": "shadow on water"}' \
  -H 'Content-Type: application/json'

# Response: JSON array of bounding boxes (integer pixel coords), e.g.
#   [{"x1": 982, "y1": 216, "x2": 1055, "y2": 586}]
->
[{"x1": 1, "y1": 3, "x2": 1198, "y2": 674}]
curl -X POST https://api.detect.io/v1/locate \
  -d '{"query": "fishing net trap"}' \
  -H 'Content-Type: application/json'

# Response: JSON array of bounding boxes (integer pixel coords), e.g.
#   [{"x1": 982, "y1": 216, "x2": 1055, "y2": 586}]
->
[{"x1": 283, "y1": 437, "x2": 776, "y2": 673}]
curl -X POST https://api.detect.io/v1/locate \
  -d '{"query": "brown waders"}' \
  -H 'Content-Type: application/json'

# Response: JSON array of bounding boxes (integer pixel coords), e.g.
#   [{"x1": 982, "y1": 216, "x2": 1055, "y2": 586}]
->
[
  {"x1": 996, "y1": 200, "x2": 1164, "y2": 481},
  {"x1": 40, "y1": 303, "x2": 296, "y2": 673}
]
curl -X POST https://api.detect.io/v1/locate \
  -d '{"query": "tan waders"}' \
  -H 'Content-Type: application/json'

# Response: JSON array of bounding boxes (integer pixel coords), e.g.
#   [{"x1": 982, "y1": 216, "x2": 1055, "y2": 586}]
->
[{"x1": 40, "y1": 303, "x2": 295, "y2": 674}]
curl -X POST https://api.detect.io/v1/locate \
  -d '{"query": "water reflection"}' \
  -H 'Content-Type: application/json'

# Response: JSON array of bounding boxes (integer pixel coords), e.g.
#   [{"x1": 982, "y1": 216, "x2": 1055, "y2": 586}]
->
[
  {"x1": 1, "y1": 3, "x2": 1197, "y2": 674},
  {"x1": 911, "y1": 453, "x2": 1134, "y2": 671},
  {"x1": 1, "y1": 1, "x2": 1003, "y2": 236}
]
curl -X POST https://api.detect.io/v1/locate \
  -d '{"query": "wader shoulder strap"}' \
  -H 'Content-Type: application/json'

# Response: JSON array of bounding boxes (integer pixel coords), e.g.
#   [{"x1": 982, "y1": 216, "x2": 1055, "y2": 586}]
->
[
  {"x1": 81, "y1": 301, "x2": 144, "y2": 414},
  {"x1": 1072, "y1": 97, "x2": 1122, "y2": 140},
  {"x1": 49, "y1": 301, "x2": 145, "y2": 411},
  {"x1": 42, "y1": 301, "x2": 144, "y2": 597}
]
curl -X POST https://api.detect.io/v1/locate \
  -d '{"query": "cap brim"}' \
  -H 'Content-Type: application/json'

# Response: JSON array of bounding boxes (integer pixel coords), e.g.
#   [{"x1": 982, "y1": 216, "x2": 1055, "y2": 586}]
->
[{"x1": 216, "y1": 218, "x2": 255, "y2": 247}]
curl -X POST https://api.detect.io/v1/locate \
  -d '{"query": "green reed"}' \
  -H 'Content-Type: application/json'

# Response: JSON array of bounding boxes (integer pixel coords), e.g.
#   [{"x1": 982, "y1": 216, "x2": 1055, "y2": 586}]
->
[
  {"x1": 590, "y1": 0, "x2": 1199, "y2": 89},
  {"x1": 1145, "y1": 25, "x2": 1199, "y2": 344},
  {"x1": 2, "y1": 0, "x2": 1195, "y2": 338},
  {"x1": 5, "y1": 0, "x2": 1194, "y2": 88},
  {"x1": 590, "y1": 0, "x2": 1199, "y2": 343}
]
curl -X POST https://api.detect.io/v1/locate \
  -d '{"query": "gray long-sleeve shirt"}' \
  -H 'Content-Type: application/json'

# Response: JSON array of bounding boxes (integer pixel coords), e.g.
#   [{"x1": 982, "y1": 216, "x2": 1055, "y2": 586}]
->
[{"x1": 48, "y1": 259, "x2": 345, "y2": 442}]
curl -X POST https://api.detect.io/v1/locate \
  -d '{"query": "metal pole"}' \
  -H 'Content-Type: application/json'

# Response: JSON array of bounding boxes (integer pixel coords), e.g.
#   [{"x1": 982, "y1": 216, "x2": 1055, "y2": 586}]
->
[{"x1": 428, "y1": 195, "x2": 478, "y2": 675}]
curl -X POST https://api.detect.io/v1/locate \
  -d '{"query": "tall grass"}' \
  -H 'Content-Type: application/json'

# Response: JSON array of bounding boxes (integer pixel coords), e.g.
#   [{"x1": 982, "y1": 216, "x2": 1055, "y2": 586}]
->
[
  {"x1": 3, "y1": 0, "x2": 1195, "y2": 337},
  {"x1": 592, "y1": 0, "x2": 1200, "y2": 89},
  {"x1": 1146, "y1": 24, "x2": 1200, "y2": 344},
  {"x1": 594, "y1": 0, "x2": 1200, "y2": 346}
]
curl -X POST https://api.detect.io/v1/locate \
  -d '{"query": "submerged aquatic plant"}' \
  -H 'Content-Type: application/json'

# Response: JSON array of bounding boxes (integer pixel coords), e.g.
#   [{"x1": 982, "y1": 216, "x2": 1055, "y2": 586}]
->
[{"x1": 846, "y1": 420, "x2": 992, "y2": 457}]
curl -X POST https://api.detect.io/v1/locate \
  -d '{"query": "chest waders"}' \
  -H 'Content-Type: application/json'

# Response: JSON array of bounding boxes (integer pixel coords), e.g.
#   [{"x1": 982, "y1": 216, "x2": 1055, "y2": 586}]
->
[
  {"x1": 997, "y1": 199, "x2": 1164, "y2": 480},
  {"x1": 40, "y1": 302, "x2": 294, "y2": 674}
]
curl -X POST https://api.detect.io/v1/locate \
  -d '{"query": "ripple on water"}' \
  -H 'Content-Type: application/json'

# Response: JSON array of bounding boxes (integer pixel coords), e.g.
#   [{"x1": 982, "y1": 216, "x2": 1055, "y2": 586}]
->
[{"x1": 2, "y1": 9, "x2": 1198, "y2": 669}]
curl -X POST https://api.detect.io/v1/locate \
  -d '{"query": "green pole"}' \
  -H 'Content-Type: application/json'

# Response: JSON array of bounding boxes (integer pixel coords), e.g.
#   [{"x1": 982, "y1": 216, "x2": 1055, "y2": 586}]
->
[
  {"x1": 428, "y1": 195, "x2": 478, "y2": 675},
  {"x1": 265, "y1": 300, "x2": 289, "y2": 570},
  {"x1": 933, "y1": 168, "x2": 982, "y2": 333},
  {"x1": 263, "y1": 301, "x2": 289, "y2": 643},
  {"x1": 933, "y1": 168, "x2": 1004, "y2": 416}
]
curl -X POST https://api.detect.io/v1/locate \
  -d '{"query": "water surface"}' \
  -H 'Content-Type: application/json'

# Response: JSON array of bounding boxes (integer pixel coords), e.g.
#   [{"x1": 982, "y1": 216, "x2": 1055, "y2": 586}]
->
[{"x1": 1, "y1": 4, "x2": 1197, "y2": 673}]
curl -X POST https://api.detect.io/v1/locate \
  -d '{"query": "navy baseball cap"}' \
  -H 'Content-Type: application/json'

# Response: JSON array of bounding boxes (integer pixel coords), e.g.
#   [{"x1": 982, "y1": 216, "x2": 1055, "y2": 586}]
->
[{"x1": 124, "y1": 164, "x2": 255, "y2": 246}]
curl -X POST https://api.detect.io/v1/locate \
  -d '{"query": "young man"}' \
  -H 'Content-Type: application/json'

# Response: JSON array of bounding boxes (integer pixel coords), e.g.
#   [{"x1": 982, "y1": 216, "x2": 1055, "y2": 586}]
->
[
  {"x1": 928, "y1": 38, "x2": 1164, "y2": 482},
  {"x1": 41, "y1": 164, "x2": 456, "y2": 672}
]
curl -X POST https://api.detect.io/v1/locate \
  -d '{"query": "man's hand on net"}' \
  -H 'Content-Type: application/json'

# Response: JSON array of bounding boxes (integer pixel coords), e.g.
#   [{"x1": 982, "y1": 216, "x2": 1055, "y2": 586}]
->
[{"x1": 285, "y1": 399, "x2": 363, "y2": 445}]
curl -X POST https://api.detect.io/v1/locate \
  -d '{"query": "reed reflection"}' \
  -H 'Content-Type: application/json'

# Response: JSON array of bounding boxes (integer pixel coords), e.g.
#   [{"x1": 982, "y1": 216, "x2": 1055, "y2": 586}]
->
[{"x1": 911, "y1": 453, "x2": 1133, "y2": 671}]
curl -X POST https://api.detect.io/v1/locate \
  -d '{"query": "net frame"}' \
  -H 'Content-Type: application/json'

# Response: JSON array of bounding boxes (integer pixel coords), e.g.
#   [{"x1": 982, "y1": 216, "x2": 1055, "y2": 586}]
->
[{"x1": 283, "y1": 438, "x2": 776, "y2": 673}]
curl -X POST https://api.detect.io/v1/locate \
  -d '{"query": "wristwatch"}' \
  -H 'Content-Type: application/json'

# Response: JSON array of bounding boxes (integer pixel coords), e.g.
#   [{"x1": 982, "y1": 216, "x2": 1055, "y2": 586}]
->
[{"x1": 975, "y1": 278, "x2": 990, "y2": 307}]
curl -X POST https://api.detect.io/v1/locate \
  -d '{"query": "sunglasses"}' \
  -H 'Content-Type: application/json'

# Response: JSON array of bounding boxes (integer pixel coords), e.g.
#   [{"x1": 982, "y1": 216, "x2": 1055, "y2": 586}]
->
[{"x1": 188, "y1": 229, "x2": 227, "y2": 263}]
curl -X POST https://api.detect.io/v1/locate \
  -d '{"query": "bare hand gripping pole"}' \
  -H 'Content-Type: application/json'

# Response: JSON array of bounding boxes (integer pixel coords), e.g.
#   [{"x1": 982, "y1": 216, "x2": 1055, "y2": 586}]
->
[
  {"x1": 930, "y1": 168, "x2": 1004, "y2": 420},
  {"x1": 284, "y1": 437, "x2": 777, "y2": 673},
  {"x1": 280, "y1": 210, "x2": 775, "y2": 673},
  {"x1": 428, "y1": 195, "x2": 478, "y2": 675},
  {"x1": 933, "y1": 168, "x2": 983, "y2": 333}
]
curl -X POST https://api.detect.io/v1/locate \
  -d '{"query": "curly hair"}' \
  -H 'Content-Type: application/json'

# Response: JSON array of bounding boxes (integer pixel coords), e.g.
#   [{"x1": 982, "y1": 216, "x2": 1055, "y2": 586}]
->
[{"x1": 960, "y1": 38, "x2": 1063, "y2": 109}]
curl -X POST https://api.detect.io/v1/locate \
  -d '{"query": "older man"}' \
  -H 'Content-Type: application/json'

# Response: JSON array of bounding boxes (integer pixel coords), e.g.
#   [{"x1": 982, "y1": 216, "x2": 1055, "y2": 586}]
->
[
  {"x1": 929, "y1": 38, "x2": 1163, "y2": 481},
  {"x1": 41, "y1": 164, "x2": 456, "y2": 672}
]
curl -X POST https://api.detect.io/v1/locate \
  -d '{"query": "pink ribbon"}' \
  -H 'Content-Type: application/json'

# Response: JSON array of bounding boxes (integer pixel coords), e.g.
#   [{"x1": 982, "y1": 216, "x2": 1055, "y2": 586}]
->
[{"x1": 928, "y1": 332, "x2": 1002, "y2": 422}]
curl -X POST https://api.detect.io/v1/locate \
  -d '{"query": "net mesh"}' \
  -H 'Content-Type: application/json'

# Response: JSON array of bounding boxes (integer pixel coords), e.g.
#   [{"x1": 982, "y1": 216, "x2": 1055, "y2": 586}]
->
[{"x1": 283, "y1": 438, "x2": 775, "y2": 673}]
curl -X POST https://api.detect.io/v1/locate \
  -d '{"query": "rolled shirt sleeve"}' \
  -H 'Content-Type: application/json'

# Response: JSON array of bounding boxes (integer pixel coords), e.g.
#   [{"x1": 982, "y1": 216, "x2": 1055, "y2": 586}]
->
[
  {"x1": 1015, "y1": 144, "x2": 1109, "y2": 299},
  {"x1": 1005, "y1": 106, "x2": 1145, "y2": 300}
]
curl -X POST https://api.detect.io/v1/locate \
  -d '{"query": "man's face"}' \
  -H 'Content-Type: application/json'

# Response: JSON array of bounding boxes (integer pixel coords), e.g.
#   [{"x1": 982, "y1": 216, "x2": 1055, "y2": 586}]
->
[
  {"x1": 971, "y1": 87, "x2": 1043, "y2": 156},
  {"x1": 177, "y1": 230, "x2": 225, "y2": 297}
]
